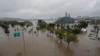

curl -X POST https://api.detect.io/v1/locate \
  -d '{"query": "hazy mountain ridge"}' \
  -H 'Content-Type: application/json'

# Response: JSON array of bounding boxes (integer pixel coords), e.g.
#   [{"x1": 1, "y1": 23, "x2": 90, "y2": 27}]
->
[
  {"x1": 0, "y1": 17, "x2": 26, "y2": 21},
  {"x1": 0, "y1": 17, "x2": 58, "y2": 21}
]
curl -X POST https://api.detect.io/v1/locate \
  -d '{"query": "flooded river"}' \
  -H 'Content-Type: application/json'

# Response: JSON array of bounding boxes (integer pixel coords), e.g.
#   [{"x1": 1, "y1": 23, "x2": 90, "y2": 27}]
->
[{"x1": 0, "y1": 21, "x2": 100, "y2": 56}]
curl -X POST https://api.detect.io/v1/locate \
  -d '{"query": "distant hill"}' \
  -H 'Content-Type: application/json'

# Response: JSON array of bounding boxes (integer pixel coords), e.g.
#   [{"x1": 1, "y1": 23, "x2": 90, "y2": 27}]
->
[
  {"x1": 0, "y1": 17, "x2": 25, "y2": 21},
  {"x1": 0, "y1": 17, "x2": 58, "y2": 21},
  {"x1": 29, "y1": 18, "x2": 57, "y2": 21}
]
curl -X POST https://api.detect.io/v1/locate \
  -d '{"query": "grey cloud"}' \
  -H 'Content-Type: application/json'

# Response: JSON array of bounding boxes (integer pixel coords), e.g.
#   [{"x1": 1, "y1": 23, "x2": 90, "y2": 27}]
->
[{"x1": 0, "y1": 0, "x2": 100, "y2": 19}]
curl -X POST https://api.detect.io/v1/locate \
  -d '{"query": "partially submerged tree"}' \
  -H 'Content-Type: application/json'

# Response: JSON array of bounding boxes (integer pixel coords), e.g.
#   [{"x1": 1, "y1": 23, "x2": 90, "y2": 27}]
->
[
  {"x1": 56, "y1": 24, "x2": 60, "y2": 29},
  {"x1": 37, "y1": 20, "x2": 47, "y2": 29},
  {"x1": 94, "y1": 25, "x2": 98, "y2": 30},
  {"x1": 0, "y1": 21, "x2": 33, "y2": 36},
  {"x1": 72, "y1": 28, "x2": 81, "y2": 34},
  {"x1": 36, "y1": 27, "x2": 40, "y2": 32},
  {"x1": 66, "y1": 25, "x2": 70, "y2": 30},
  {"x1": 0, "y1": 23, "x2": 10, "y2": 36},
  {"x1": 78, "y1": 20, "x2": 88, "y2": 28},
  {"x1": 55, "y1": 29, "x2": 66, "y2": 43},
  {"x1": 36, "y1": 20, "x2": 78, "y2": 47},
  {"x1": 64, "y1": 33, "x2": 77, "y2": 47}
]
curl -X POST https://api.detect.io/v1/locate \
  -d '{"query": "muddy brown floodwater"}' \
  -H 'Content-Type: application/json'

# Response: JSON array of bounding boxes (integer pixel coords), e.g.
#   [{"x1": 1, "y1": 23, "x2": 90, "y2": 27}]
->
[{"x1": 0, "y1": 21, "x2": 100, "y2": 56}]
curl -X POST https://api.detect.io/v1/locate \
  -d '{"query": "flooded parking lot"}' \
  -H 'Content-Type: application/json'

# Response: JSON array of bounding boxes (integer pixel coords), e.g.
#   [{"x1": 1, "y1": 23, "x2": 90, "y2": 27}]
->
[{"x1": 0, "y1": 21, "x2": 100, "y2": 56}]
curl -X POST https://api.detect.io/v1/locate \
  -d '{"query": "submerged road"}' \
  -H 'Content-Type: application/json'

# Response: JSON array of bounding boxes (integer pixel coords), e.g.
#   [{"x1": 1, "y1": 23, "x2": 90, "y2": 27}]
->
[{"x1": 0, "y1": 24, "x2": 100, "y2": 56}]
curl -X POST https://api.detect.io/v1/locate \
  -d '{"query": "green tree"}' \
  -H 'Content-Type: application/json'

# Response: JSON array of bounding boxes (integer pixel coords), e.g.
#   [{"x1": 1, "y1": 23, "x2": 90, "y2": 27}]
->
[
  {"x1": 0, "y1": 23, "x2": 10, "y2": 36},
  {"x1": 37, "y1": 20, "x2": 47, "y2": 29},
  {"x1": 66, "y1": 25, "x2": 70, "y2": 30},
  {"x1": 64, "y1": 33, "x2": 77, "y2": 47},
  {"x1": 46, "y1": 23, "x2": 55, "y2": 37},
  {"x1": 55, "y1": 29, "x2": 65, "y2": 43},
  {"x1": 94, "y1": 25, "x2": 98, "y2": 30},
  {"x1": 0, "y1": 21, "x2": 32, "y2": 35},
  {"x1": 36, "y1": 27, "x2": 40, "y2": 32},
  {"x1": 71, "y1": 25, "x2": 74, "y2": 28},
  {"x1": 56, "y1": 24, "x2": 60, "y2": 29},
  {"x1": 18, "y1": 22, "x2": 26, "y2": 27},
  {"x1": 78, "y1": 20, "x2": 88, "y2": 28},
  {"x1": 72, "y1": 28, "x2": 81, "y2": 34}
]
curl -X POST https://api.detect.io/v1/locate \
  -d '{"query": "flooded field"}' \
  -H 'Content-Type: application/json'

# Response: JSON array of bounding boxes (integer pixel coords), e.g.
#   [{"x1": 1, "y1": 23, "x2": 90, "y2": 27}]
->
[{"x1": 0, "y1": 21, "x2": 100, "y2": 56}]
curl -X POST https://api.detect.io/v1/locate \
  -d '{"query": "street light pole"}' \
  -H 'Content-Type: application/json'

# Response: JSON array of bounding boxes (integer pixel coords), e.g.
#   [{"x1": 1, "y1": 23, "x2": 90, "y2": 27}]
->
[
  {"x1": 32, "y1": 24, "x2": 34, "y2": 34},
  {"x1": 22, "y1": 28, "x2": 26, "y2": 53}
]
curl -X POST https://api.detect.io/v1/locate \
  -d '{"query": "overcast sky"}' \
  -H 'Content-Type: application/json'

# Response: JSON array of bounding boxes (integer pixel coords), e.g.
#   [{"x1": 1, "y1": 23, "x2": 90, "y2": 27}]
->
[{"x1": 0, "y1": 0, "x2": 100, "y2": 19}]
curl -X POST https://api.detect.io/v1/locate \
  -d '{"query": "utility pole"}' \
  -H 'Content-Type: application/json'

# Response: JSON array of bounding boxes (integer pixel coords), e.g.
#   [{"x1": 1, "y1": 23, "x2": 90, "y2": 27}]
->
[
  {"x1": 95, "y1": 18, "x2": 96, "y2": 24},
  {"x1": 22, "y1": 28, "x2": 26, "y2": 53},
  {"x1": 32, "y1": 24, "x2": 34, "y2": 34}
]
